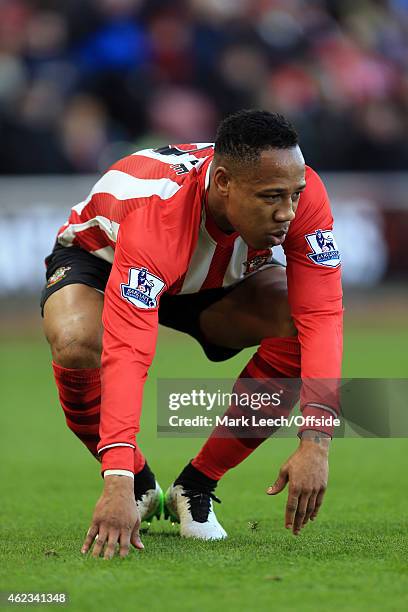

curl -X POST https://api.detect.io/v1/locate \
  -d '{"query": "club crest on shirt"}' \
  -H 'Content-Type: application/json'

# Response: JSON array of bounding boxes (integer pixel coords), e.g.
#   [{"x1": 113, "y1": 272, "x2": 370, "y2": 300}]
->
[
  {"x1": 243, "y1": 251, "x2": 271, "y2": 275},
  {"x1": 121, "y1": 267, "x2": 166, "y2": 309},
  {"x1": 47, "y1": 266, "x2": 71, "y2": 288},
  {"x1": 305, "y1": 229, "x2": 341, "y2": 268}
]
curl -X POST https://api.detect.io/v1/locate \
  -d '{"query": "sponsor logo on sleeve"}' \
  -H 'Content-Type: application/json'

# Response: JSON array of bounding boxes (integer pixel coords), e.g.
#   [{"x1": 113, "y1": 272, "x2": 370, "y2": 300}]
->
[
  {"x1": 305, "y1": 229, "x2": 341, "y2": 268},
  {"x1": 121, "y1": 267, "x2": 166, "y2": 309}
]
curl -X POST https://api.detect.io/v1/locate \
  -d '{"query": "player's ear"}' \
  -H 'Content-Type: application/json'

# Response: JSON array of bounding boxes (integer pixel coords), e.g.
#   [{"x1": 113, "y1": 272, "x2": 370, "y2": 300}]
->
[{"x1": 213, "y1": 166, "x2": 231, "y2": 197}]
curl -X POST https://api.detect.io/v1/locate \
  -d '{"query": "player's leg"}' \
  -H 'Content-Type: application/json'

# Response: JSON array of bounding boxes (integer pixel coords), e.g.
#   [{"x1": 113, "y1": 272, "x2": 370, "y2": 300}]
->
[
  {"x1": 191, "y1": 265, "x2": 300, "y2": 477},
  {"x1": 164, "y1": 266, "x2": 301, "y2": 538},
  {"x1": 43, "y1": 283, "x2": 106, "y2": 457},
  {"x1": 41, "y1": 248, "x2": 161, "y2": 521},
  {"x1": 199, "y1": 265, "x2": 297, "y2": 347}
]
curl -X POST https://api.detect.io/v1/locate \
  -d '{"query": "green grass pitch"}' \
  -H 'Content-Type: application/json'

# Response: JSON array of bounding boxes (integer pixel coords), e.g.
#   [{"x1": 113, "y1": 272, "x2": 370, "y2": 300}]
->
[{"x1": 1, "y1": 322, "x2": 407, "y2": 611}]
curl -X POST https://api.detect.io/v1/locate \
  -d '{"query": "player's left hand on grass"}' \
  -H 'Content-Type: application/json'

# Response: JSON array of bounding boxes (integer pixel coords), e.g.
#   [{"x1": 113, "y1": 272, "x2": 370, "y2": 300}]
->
[
  {"x1": 266, "y1": 432, "x2": 330, "y2": 536},
  {"x1": 81, "y1": 475, "x2": 144, "y2": 559}
]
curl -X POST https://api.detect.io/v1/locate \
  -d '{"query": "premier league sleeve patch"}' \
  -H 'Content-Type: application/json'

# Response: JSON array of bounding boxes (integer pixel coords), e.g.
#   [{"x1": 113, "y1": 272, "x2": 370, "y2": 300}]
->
[
  {"x1": 120, "y1": 267, "x2": 166, "y2": 309},
  {"x1": 305, "y1": 229, "x2": 341, "y2": 268}
]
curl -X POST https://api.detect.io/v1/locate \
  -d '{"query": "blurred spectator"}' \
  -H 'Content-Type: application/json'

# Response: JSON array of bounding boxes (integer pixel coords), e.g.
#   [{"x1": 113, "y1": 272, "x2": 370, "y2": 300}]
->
[
  {"x1": 58, "y1": 93, "x2": 118, "y2": 173},
  {"x1": 1, "y1": 0, "x2": 408, "y2": 173},
  {"x1": 146, "y1": 85, "x2": 218, "y2": 142}
]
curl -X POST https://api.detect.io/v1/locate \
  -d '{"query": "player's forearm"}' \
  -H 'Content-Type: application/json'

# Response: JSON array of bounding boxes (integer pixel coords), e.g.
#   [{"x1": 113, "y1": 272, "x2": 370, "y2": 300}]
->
[
  {"x1": 99, "y1": 446, "x2": 136, "y2": 473},
  {"x1": 97, "y1": 348, "x2": 151, "y2": 473},
  {"x1": 98, "y1": 379, "x2": 146, "y2": 471},
  {"x1": 296, "y1": 311, "x2": 343, "y2": 437},
  {"x1": 98, "y1": 271, "x2": 159, "y2": 473}
]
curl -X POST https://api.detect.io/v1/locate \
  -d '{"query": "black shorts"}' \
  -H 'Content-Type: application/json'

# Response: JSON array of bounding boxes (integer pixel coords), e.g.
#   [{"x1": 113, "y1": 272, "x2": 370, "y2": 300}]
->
[{"x1": 41, "y1": 243, "x2": 240, "y2": 362}]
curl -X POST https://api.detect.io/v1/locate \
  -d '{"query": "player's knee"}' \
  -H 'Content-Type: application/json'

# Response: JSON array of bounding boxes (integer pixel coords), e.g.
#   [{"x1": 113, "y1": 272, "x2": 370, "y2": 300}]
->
[
  {"x1": 274, "y1": 289, "x2": 297, "y2": 338},
  {"x1": 258, "y1": 283, "x2": 297, "y2": 338},
  {"x1": 49, "y1": 327, "x2": 101, "y2": 369}
]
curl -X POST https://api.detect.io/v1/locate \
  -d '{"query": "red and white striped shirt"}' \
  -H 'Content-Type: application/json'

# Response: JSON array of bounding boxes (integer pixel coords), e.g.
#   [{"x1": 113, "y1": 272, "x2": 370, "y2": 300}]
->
[
  {"x1": 57, "y1": 144, "x2": 343, "y2": 473},
  {"x1": 57, "y1": 144, "x2": 275, "y2": 292}
]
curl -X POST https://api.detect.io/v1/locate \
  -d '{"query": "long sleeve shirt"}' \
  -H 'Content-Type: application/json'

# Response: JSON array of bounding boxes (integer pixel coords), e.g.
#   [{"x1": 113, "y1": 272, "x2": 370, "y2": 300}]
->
[{"x1": 56, "y1": 144, "x2": 343, "y2": 471}]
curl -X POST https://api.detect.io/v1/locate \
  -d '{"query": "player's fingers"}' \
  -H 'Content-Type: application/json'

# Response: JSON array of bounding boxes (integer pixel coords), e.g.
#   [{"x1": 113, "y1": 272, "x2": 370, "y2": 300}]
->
[
  {"x1": 267, "y1": 468, "x2": 288, "y2": 495},
  {"x1": 103, "y1": 529, "x2": 120, "y2": 560},
  {"x1": 81, "y1": 524, "x2": 98, "y2": 554},
  {"x1": 310, "y1": 488, "x2": 326, "y2": 521},
  {"x1": 130, "y1": 526, "x2": 144, "y2": 551},
  {"x1": 91, "y1": 528, "x2": 108, "y2": 558},
  {"x1": 293, "y1": 493, "x2": 309, "y2": 535},
  {"x1": 119, "y1": 530, "x2": 132, "y2": 558},
  {"x1": 285, "y1": 486, "x2": 300, "y2": 531},
  {"x1": 302, "y1": 492, "x2": 317, "y2": 527}
]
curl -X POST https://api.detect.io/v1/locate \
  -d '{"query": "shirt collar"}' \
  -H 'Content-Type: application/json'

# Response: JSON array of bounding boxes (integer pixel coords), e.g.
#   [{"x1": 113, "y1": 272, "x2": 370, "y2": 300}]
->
[{"x1": 197, "y1": 153, "x2": 239, "y2": 246}]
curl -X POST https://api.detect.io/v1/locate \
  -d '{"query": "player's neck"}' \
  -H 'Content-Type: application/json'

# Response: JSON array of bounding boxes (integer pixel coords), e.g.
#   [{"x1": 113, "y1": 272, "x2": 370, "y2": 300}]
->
[{"x1": 207, "y1": 185, "x2": 235, "y2": 235}]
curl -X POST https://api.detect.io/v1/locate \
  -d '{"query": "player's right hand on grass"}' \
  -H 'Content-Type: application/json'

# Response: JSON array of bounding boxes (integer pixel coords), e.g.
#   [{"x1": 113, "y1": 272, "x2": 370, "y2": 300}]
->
[
  {"x1": 81, "y1": 475, "x2": 144, "y2": 559},
  {"x1": 266, "y1": 432, "x2": 330, "y2": 536}
]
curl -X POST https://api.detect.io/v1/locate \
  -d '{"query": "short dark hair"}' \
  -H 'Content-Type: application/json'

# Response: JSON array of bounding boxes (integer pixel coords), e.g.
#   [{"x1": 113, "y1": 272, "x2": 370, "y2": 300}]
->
[{"x1": 214, "y1": 109, "x2": 299, "y2": 164}]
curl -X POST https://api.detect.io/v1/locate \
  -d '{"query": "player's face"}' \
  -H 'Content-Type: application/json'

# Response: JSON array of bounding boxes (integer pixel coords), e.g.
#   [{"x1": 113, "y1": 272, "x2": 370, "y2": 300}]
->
[{"x1": 217, "y1": 147, "x2": 306, "y2": 249}]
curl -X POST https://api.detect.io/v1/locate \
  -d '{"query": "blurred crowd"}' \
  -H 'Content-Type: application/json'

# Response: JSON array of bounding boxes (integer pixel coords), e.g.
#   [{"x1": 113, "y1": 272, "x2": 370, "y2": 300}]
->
[{"x1": 1, "y1": 0, "x2": 408, "y2": 174}]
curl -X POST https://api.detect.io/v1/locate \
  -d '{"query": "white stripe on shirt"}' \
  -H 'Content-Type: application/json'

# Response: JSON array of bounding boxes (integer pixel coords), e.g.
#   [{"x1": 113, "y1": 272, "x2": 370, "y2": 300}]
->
[
  {"x1": 222, "y1": 237, "x2": 248, "y2": 287},
  {"x1": 91, "y1": 246, "x2": 115, "y2": 263},
  {"x1": 73, "y1": 170, "x2": 182, "y2": 215},
  {"x1": 180, "y1": 215, "x2": 217, "y2": 294},
  {"x1": 57, "y1": 216, "x2": 120, "y2": 246}
]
